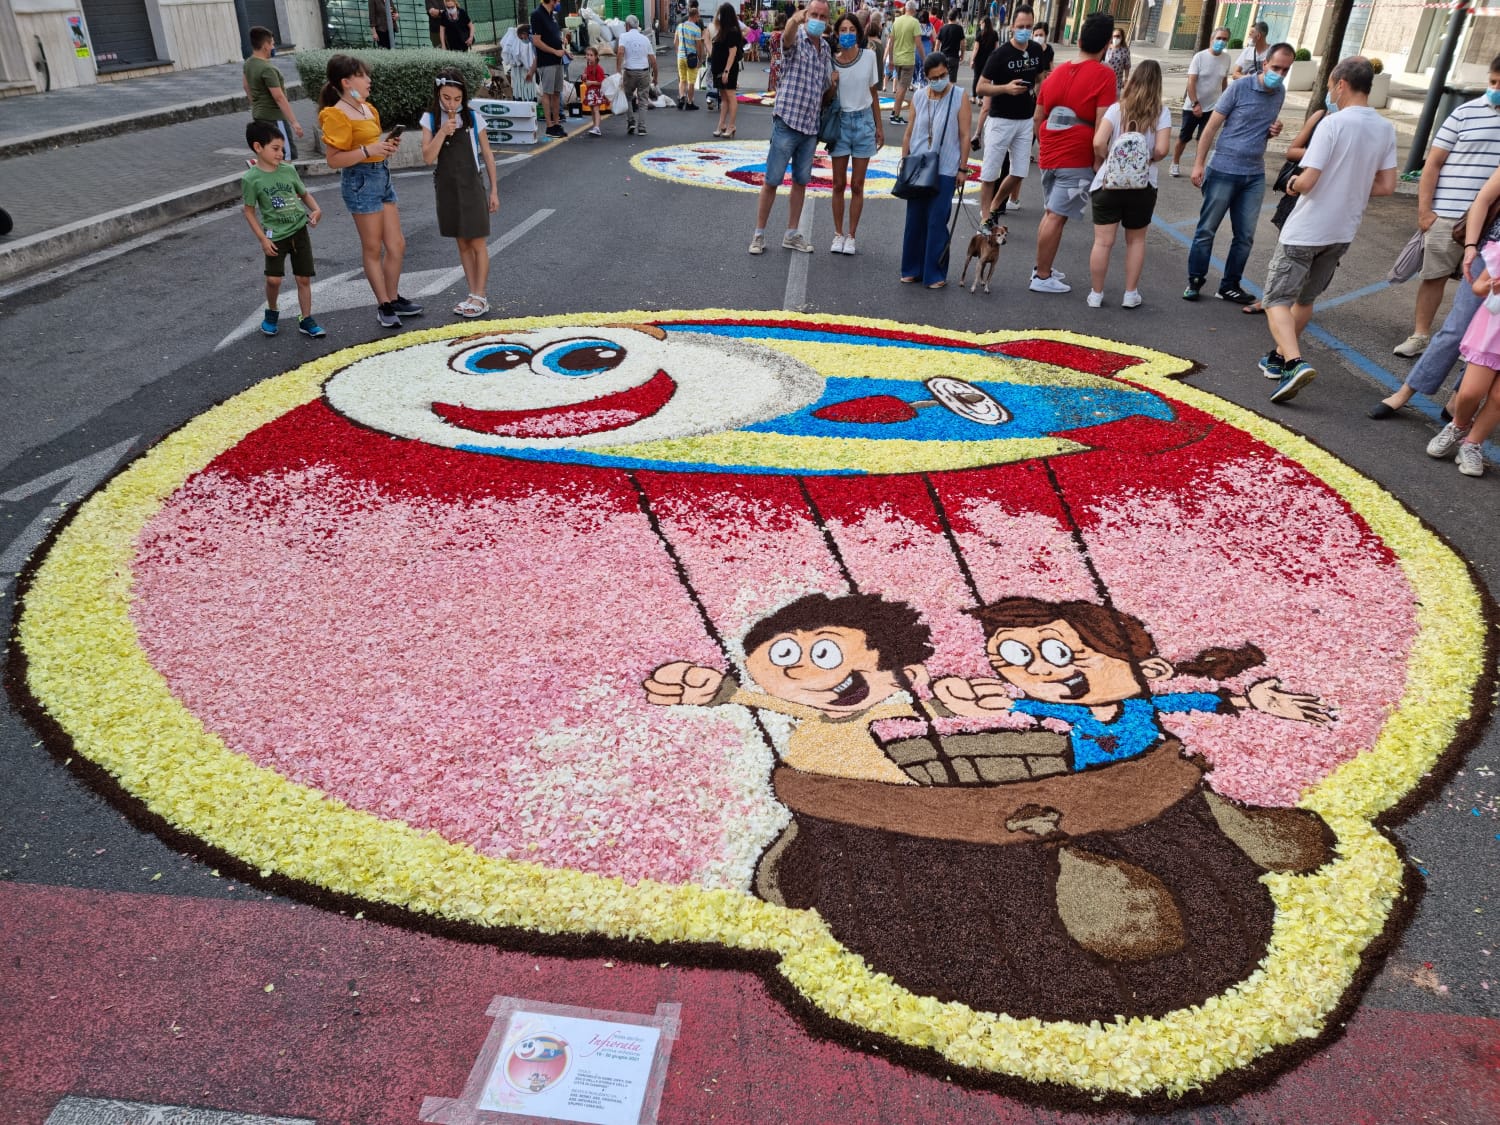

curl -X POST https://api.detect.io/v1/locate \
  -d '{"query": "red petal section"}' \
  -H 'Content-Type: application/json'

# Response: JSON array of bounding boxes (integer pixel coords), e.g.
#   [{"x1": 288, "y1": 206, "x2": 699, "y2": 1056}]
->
[
  {"x1": 431, "y1": 369, "x2": 675, "y2": 439},
  {"x1": 813, "y1": 395, "x2": 920, "y2": 425},
  {"x1": 984, "y1": 338, "x2": 1141, "y2": 377},
  {"x1": 1053, "y1": 415, "x2": 1215, "y2": 456}
]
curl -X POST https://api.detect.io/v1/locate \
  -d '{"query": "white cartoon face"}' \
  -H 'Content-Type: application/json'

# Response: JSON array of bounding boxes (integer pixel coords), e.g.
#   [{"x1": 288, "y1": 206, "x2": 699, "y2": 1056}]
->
[{"x1": 323, "y1": 325, "x2": 825, "y2": 452}]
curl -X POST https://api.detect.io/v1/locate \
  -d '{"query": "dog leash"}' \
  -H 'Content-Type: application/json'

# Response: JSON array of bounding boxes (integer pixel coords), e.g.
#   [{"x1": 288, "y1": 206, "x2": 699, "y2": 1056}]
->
[{"x1": 937, "y1": 174, "x2": 967, "y2": 274}]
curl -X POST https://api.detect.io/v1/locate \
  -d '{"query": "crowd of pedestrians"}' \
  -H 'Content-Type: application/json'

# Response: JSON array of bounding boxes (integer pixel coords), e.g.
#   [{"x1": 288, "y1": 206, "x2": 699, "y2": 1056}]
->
[{"x1": 234, "y1": 4, "x2": 1492, "y2": 475}]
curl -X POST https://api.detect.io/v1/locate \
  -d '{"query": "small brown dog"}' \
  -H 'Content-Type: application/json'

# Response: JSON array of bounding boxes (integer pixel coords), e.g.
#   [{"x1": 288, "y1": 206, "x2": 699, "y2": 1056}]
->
[{"x1": 960, "y1": 225, "x2": 1008, "y2": 294}]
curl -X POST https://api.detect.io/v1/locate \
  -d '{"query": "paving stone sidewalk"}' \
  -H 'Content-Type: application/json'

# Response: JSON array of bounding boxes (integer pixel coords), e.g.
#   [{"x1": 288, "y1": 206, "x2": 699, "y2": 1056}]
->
[{"x1": 0, "y1": 56, "x2": 302, "y2": 153}]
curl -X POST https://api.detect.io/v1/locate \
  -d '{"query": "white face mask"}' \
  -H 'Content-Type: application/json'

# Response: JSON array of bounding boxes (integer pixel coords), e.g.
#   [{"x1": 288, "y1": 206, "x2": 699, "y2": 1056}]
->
[{"x1": 1486, "y1": 290, "x2": 1500, "y2": 316}]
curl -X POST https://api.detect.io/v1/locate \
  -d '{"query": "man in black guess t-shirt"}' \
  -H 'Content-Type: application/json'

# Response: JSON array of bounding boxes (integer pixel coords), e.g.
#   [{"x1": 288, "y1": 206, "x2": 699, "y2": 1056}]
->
[{"x1": 975, "y1": 3, "x2": 1043, "y2": 227}]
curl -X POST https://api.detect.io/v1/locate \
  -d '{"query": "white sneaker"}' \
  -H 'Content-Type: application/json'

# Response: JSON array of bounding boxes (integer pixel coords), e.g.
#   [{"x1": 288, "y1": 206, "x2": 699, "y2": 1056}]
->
[
  {"x1": 1032, "y1": 266, "x2": 1065, "y2": 282},
  {"x1": 1426, "y1": 421, "x2": 1470, "y2": 459},
  {"x1": 1086, "y1": 290, "x2": 1104, "y2": 308},
  {"x1": 1456, "y1": 442, "x2": 1486, "y2": 477},
  {"x1": 748, "y1": 232, "x2": 766, "y2": 255},
  {"x1": 782, "y1": 231, "x2": 814, "y2": 253},
  {"x1": 1393, "y1": 333, "x2": 1431, "y2": 358},
  {"x1": 842, "y1": 236, "x2": 857, "y2": 255},
  {"x1": 1029, "y1": 273, "x2": 1071, "y2": 294},
  {"x1": 1008, "y1": 200, "x2": 1021, "y2": 211},
  {"x1": 1122, "y1": 289, "x2": 1143, "y2": 309},
  {"x1": 831, "y1": 234, "x2": 848, "y2": 254},
  {"x1": 1169, "y1": 163, "x2": 1181, "y2": 178}
]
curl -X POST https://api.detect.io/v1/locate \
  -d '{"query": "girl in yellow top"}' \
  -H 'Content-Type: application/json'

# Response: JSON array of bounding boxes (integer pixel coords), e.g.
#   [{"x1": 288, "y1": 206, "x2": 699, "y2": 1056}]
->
[{"x1": 317, "y1": 54, "x2": 421, "y2": 329}]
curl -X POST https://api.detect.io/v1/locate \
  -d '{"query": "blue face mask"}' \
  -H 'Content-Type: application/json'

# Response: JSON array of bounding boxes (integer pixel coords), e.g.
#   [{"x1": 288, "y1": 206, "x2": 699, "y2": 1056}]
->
[
  {"x1": 1486, "y1": 88, "x2": 1500, "y2": 108},
  {"x1": 1211, "y1": 40, "x2": 1227, "y2": 54},
  {"x1": 928, "y1": 75, "x2": 949, "y2": 92},
  {"x1": 1013, "y1": 28, "x2": 1031, "y2": 44},
  {"x1": 1262, "y1": 70, "x2": 1283, "y2": 90},
  {"x1": 806, "y1": 18, "x2": 827, "y2": 37},
  {"x1": 1324, "y1": 92, "x2": 1338, "y2": 113},
  {"x1": 838, "y1": 31, "x2": 857, "y2": 49}
]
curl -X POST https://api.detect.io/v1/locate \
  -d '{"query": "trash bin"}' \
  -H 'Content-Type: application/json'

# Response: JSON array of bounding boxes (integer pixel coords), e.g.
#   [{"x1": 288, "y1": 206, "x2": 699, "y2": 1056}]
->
[{"x1": 1439, "y1": 85, "x2": 1486, "y2": 124}]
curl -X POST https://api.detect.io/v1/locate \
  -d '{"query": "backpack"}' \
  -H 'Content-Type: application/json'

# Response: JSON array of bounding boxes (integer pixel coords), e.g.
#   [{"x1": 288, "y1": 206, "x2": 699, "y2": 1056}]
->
[{"x1": 1100, "y1": 118, "x2": 1152, "y2": 190}]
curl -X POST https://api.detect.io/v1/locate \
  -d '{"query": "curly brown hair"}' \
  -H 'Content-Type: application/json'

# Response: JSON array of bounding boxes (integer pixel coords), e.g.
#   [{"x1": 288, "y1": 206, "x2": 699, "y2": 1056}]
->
[{"x1": 743, "y1": 593, "x2": 935, "y2": 670}]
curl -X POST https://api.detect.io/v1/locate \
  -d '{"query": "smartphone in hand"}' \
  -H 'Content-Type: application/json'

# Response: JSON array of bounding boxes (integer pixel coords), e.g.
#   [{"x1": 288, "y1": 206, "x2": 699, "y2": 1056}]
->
[{"x1": 387, "y1": 124, "x2": 406, "y2": 140}]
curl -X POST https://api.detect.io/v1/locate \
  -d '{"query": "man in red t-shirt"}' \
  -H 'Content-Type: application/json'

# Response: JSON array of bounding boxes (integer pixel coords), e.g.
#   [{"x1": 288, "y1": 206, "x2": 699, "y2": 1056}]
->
[{"x1": 1030, "y1": 12, "x2": 1117, "y2": 293}]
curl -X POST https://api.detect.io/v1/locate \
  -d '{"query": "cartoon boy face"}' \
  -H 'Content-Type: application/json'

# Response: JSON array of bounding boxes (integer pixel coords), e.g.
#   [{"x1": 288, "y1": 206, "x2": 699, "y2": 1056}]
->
[
  {"x1": 745, "y1": 626, "x2": 914, "y2": 717},
  {"x1": 985, "y1": 619, "x2": 1166, "y2": 706}
]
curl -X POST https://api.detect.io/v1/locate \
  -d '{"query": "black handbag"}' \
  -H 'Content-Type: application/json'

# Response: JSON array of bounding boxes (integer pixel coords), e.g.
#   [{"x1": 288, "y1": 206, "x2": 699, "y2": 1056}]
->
[
  {"x1": 891, "y1": 89, "x2": 954, "y2": 201},
  {"x1": 1272, "y1": 157, "x2": 1300, "y2": 195},
  {"x1": 819, "y1": 101, "x2": 841, "y2": 145}
]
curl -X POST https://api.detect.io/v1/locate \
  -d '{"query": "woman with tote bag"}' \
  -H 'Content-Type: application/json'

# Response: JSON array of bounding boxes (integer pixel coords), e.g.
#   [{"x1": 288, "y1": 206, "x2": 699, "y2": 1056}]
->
[{"x1": 899, "y1": 51, "x2": 970, "y2": 288}]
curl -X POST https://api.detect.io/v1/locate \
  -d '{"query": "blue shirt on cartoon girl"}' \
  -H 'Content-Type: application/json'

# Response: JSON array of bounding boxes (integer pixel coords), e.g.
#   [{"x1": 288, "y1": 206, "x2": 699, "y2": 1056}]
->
[{"x1": 1011, "y1": 693, "x2": 1231, "y2": 771}]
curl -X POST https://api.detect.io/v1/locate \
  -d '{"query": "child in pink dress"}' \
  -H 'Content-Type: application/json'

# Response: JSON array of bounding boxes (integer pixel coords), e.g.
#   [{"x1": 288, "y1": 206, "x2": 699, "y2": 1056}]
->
[
  {"x1": 1428, "y1": 240, "x2": 1500, "y2": 477},
  {"x1": 581, "y1": 47, "x2": 607, "y2": 136}
]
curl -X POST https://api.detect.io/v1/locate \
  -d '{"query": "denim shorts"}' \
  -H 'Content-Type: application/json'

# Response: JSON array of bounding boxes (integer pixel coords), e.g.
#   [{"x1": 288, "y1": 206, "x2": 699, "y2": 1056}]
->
[
  {"x1": 765, "y1": 116, "x2": 818, "y2": 187},
  {"x1": 829, "y1": 108, "x2": 878, "y2": 160},
  {"x1": 340, "y1": 160, "x2": 396, "y2": 215}
]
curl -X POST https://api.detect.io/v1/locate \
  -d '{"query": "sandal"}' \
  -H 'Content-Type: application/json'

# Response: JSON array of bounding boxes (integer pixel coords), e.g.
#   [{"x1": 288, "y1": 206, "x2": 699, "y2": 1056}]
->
[
  {"x1": 900, "y1": 276, "x2": 918, "y2": 283},
  {"x1": 1242, "y1": 301, "x2": 1266, "y2": 315},
  {"x1": 453, "y1": 297, "x2": 478, "y2": 316},
  {"x1": 461, "y1": 295, "x2": 490, "y2": 319},
  {"x1": 927, "y1": 281, "x2": 947, "y2": 289}
]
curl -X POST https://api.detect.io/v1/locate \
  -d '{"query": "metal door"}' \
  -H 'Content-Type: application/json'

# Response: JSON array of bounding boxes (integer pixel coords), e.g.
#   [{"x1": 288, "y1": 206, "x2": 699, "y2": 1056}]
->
[
  {"x1": 246, "y1": 0, "x2": 283, "y2": 39},
  {"x1": 79, "y1": 0, "x2": 159, "y2": 70}
]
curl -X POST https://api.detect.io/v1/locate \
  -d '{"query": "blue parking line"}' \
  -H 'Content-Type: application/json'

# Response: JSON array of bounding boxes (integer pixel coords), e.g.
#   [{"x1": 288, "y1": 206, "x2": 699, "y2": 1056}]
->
[{"x1": 1148, "y1": 214, "x2": 1497, "y2": 460}]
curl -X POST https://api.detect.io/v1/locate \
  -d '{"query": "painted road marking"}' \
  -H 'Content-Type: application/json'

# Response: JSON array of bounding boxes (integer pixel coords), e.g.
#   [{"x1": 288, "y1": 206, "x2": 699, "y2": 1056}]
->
[
  {"x1": 46, "y1": 1097, "x2": 314, "y2": 1123},
  {"x1": 214, "y1": 208, "x2": 556, "y2": 351},
  {"x1": 783, "y1": 196, "x2": 814, "y2": 310},
  {"x1": 0, "y1": 437, "x2": 138, "y2": 578}
]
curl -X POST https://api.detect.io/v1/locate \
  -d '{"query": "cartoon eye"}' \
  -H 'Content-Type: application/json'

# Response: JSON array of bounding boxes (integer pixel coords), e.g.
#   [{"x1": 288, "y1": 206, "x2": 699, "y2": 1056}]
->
[
  {"x1": 768, "y1": 638, "x2": 802, "y2": 667},
  {"x1": 809, "y1": 639, "x2": 843, "y2": 669},
  {"x1": 531, "y1": 338, "x2": 628, "y2": 378},
  {"x1": 449, "y1": 342, "x2": 535, "y2": 374},
  {"x1": 996, "y1": 640, "x2": 1033, "y2": 667},
  {"x1": 1039, "y1": 639, "x2": 1074, "y2": 667}
]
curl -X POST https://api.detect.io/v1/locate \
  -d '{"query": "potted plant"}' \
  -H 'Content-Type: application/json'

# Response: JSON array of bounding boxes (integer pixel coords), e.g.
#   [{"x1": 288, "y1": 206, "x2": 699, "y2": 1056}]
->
[
  {"x1": 1289, "y1": 47, "x2": 1316, "y2": 92},
  {"x1": 1369, "y1": 58, "x2": 1391, "y2": 109}
]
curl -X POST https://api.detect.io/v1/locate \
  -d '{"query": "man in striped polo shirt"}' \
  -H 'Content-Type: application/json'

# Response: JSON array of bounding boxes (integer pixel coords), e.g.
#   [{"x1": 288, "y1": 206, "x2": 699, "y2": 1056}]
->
[{"x1": 1394, "y1": 55, "x2": 1500, "y2": 358}]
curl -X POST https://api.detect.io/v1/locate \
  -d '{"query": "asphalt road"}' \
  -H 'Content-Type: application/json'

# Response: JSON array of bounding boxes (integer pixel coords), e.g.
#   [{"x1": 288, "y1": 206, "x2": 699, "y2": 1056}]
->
[{"x1": 1, "y1": 84, "x2": 1497, "y2": 1123}]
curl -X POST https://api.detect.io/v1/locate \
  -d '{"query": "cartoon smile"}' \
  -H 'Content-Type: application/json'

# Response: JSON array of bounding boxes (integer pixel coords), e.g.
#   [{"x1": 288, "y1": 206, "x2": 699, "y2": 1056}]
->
[
  {"x1": 1058, "y1": 672, "x2": 1089, "y2": 700},
  {"x1": 826, "y1": 671, "x2": 872, "y2": 708},
  {"x1": 432, "y1": 370, "x2": 677, "y2": 439}
]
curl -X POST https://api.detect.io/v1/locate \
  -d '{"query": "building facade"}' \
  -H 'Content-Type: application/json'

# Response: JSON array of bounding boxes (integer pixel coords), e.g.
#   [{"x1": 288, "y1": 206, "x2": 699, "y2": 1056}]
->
[
  {"x1": 1138, "y1": 0, "x2": 1500, "y2": 85},
  {"x1": 0, "y1": 0, "x2": 324, "y2": 91}
]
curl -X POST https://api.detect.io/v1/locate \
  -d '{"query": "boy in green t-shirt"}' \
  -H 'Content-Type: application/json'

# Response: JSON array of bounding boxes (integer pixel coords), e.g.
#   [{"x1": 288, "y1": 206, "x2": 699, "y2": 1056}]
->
[{"x1": 241, "y1": 120, "x2": 324, "y2": 338}]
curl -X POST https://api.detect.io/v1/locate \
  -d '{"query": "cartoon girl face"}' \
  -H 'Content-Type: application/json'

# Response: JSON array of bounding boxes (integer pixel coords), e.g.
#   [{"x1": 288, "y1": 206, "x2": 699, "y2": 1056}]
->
[
  {"x1": 323, "y1": 325, "x2": 824, "y2": 453},
  {"x1": 985, "y1": 619, "x2": 1151, "y2": 706},
  {"x1": 745, "y1": 627, "x2": 910, "y2": 716}
]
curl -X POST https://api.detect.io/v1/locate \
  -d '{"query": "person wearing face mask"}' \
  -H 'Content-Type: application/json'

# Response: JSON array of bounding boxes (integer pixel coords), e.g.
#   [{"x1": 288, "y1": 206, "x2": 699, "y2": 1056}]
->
[
  {"x1": 975, "y1": 4, "x2": 1043, "y2": 232},
  {"x1": 438, "y1": 0, "x2": 473, "y2": 52},
  {"x1": 1184, "y1": 41, "x2": 1293, "y2": 305},
  {"x1": 899, "y1": 51, "x2": 971, "y2": 287},
  {"x1": 1170, "y1": 26, "x2": 1230, "y2": 177},
  {"x1": 1385, "y1": 56, "x2": 1500, "y2": 362},
  {"x1": 1231, "y1": 20, "x2": 1269, "y2": 81},
  {"x1": 1104, "y1": 26, "x2": 1130, "y2": 94},
  {"x1": 748, "y1": 0, "x2": 832, "y2": 255},
  {"x1": 1259, "y1": 58, "x2": 1397, "y2": 405}
]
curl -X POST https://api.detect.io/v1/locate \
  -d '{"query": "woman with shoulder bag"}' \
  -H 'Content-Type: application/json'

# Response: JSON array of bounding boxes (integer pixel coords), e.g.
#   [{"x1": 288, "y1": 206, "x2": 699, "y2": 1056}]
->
[{"x1": 899, "y1": 51, "x2": 970, "y2": 288}]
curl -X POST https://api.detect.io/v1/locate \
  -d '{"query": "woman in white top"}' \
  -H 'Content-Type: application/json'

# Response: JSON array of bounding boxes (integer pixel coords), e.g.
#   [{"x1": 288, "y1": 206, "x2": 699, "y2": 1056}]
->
[
  {"x1": 1086, "y1": 59, "x2": 1170, "y2": 308},
  {"x1": 899, "y1": 51, "x2": 970, "y2": 288},
  {"x1": 828, "y1": 12, "x2": 885, "y2": 255}
]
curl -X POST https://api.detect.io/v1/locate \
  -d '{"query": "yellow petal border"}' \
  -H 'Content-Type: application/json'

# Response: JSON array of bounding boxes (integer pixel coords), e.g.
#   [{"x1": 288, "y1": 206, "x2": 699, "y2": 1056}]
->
[{"x1": 13, "y1": 310, "x2": 1490, "y2": 1101}]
